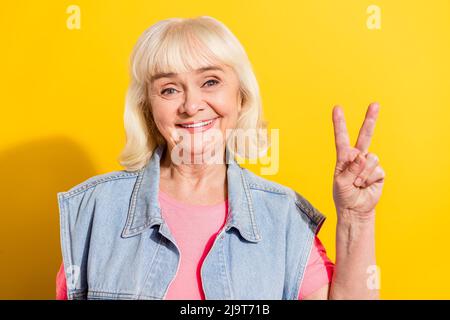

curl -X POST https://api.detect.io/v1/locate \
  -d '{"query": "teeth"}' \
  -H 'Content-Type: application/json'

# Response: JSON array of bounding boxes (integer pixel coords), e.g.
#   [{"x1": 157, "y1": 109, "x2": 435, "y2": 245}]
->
[{"x1": 179, "y1": 119, "x2": 214, "y2": 128}]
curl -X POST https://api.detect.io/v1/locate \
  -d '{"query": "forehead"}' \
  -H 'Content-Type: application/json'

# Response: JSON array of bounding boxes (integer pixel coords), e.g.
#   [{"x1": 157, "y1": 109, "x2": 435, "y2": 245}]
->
[{"x1": 150, "y1": 65, "x2": 229, "y2": 83}]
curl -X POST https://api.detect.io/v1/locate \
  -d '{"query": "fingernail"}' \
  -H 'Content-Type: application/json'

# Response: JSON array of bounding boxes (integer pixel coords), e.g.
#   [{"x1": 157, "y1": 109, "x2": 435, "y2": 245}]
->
[{"x1": 355, "y1": 177, "x2": 363, "y2": 186}]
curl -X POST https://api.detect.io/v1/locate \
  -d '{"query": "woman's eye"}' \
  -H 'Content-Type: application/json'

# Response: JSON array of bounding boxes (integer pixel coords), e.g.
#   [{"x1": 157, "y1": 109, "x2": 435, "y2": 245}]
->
[
  {"x1": 203, "y1": 79, "x2": 219, "y2": 87},
  {"x1": 161, "y1": 88, "x2": 177, "y2": 95}
]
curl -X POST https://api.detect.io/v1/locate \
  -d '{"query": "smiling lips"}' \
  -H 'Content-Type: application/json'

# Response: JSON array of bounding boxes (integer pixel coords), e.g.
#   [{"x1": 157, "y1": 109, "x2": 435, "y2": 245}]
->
[{"x1": 176, "y1": 117, "x2": 218, "y2": 133}]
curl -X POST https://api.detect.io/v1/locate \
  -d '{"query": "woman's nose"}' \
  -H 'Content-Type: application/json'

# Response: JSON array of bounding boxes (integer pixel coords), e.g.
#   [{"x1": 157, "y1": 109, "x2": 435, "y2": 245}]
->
[{"x1": 178, "y1": 89, "x2": 205, "y2": 116}]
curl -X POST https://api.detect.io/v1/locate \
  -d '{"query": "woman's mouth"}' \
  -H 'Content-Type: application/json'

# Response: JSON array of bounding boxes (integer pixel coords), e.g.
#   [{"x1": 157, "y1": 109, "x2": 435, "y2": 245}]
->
[{"x1": 176, "y1": 117, "x2": 218, "y2": 133}]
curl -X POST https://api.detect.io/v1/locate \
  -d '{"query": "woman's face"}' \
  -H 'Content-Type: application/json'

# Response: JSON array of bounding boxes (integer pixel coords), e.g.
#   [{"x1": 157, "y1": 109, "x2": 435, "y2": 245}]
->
[{"x1": 148, "y1": 63, "x2": 242, "y2": 163}]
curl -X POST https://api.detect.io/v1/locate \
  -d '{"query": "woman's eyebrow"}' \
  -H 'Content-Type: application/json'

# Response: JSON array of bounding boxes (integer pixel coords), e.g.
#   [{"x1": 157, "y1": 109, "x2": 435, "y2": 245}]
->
[
  {"x1": 151, "y1": 66, "x2": 224, "y2": 82},
  {"x1": 196, "y1": 66, "x2": 225, "y2": 74}
]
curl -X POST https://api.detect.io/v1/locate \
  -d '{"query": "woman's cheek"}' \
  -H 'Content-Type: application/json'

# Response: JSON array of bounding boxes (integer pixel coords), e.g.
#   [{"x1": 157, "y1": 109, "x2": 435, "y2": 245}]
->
[{"x1": 153, "y1": 116, "x2": 171, "y2": 139}]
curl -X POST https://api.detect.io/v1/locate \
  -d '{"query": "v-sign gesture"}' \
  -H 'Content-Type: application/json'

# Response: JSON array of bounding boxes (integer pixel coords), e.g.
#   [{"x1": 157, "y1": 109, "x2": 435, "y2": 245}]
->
[{"x1": 332, "y1": 102, "x2": 385, "y2": 220}]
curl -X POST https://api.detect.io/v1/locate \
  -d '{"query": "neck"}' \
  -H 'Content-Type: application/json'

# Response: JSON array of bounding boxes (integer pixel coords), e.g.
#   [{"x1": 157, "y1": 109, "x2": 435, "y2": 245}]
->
[{"x1": 159, "y1": 144, "x2": 228, "y2": 195}]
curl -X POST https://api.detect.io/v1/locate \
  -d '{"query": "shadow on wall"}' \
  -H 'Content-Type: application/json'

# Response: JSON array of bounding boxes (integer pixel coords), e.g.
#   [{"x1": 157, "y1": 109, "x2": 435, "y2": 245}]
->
[{"x1": 0, "y1": 136, "x2": 97, "y2": 299}]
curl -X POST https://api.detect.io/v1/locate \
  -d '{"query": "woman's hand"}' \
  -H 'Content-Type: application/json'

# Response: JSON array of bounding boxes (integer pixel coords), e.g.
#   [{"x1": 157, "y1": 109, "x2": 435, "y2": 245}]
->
[{"x1": 332, "y1": 102, "x2": 385, "y2": 221}]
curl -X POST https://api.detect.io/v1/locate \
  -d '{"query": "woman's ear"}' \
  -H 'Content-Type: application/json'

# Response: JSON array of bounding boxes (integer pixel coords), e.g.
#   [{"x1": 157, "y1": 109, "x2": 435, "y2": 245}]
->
[{"x1": 238, "y1": 91, "x2": 244, "y2": 114}]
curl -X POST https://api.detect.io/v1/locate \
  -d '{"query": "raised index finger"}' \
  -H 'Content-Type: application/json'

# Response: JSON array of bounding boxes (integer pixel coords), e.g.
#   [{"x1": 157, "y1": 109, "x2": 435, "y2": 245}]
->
[
  {"x1": 332, "y1": 105, "x2": 351, "y2": 160},
  {"x1": 355, "y1": 102, "x2": 380, "y2": 154}
]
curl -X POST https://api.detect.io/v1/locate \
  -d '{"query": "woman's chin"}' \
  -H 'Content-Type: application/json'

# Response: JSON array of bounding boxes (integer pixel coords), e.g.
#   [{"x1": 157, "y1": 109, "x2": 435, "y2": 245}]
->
[{"x1": 173, "y1": 143, "x2": 224, "y2": 165}]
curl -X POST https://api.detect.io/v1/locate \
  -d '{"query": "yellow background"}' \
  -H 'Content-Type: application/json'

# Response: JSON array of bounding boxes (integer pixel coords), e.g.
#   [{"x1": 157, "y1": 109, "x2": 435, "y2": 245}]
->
[{"x1": 1, "y1": 0, "x2": 449, "y2": 299}]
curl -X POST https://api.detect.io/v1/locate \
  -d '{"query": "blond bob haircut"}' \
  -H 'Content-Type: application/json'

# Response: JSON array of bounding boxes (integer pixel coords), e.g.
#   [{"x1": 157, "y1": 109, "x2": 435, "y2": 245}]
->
[{"x1": 117, "y1": 16, "x2": 269, "y2": 171}]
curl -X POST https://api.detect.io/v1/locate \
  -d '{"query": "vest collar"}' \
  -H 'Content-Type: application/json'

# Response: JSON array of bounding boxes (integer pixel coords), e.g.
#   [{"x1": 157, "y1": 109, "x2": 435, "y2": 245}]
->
[{"x1": 121, "y1": 144, "x2": 262, "y2": 243}]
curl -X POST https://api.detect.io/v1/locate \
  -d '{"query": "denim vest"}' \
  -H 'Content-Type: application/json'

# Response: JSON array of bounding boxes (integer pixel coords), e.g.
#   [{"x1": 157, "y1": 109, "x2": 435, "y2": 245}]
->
[{"x1": 57, "y1": 144, "x2": 326, "y2": 300}]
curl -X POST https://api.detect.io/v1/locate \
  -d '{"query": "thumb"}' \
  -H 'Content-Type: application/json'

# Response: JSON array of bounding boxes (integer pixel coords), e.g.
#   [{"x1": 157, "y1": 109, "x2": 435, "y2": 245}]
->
[{"x1": 341, "y1": 153, "x2": 366, "y2": 184}]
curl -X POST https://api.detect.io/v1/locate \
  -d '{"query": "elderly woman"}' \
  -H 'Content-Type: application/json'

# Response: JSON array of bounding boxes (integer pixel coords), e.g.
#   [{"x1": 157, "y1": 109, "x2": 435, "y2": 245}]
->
[{"x1": 55, "y1": 16, "x2": 385, "y2": 300}]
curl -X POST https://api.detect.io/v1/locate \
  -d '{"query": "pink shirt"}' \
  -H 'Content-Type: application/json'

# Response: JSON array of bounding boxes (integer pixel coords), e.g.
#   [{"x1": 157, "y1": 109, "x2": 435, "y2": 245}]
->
[{"x1": 56, "y1": 190, "x2": 334, "y2": 299}]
